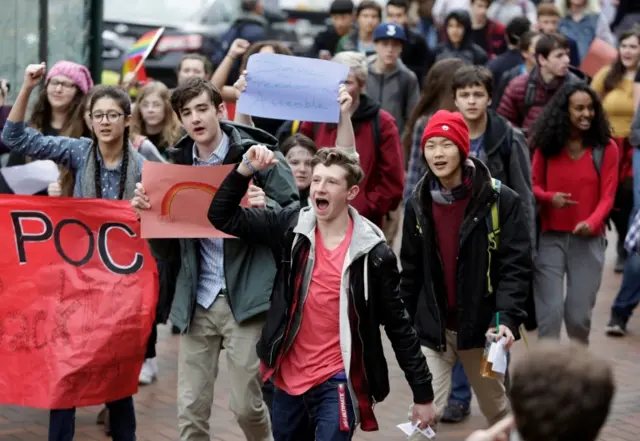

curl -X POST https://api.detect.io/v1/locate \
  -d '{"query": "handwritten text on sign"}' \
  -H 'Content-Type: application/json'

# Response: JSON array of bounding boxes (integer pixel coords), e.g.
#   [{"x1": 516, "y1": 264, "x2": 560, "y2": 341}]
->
[
  {"x1": 0, "y1": 196, "x2": 158, "y2": 409},
  {"x1": 237, "y1": 53, "x2": 350, "y2": 123}
]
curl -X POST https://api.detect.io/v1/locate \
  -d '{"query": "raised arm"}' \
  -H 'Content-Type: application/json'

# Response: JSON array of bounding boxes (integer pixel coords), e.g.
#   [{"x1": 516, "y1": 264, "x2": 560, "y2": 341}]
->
[
  {"x1": 335, "y1": 85, "x2": 356, "y2": 154},
  {"x1": 1, "y1": 63, "x2": 87, "y2": 170},
  {"x1": 208, "y1": 145, "x2": 300, "y2": 250},
  {"x1": 211, "y1": 39, "x2": 251, "y2": 103}
]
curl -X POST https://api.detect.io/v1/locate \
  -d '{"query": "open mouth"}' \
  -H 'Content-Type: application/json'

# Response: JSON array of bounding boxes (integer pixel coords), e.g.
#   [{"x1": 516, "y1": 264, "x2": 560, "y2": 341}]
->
[
  {"x1": 193, "y1": 127, "x2": 205, "y2": 136},
  {"x1": 315, "y1": 198, "x2": 329, "y2": 211},
  {"x1": 99, "y1": 129, "x2": 112, "y2": 136},
  {"x1": 433, "y1": 161, "x2": 447, "y2": 169}
]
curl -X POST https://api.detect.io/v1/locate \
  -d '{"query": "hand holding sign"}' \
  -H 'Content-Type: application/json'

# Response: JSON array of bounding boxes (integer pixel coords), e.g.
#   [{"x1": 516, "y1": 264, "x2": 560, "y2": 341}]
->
[{"x1": 237, "y1": 53, "x2": 350, "y2": 123}]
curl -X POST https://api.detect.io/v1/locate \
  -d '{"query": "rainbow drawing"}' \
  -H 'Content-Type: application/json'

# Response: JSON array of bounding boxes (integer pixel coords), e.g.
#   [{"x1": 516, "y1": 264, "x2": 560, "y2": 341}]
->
[{"x1": 160, "y1": 182, "x2": 218, "y2": 217}]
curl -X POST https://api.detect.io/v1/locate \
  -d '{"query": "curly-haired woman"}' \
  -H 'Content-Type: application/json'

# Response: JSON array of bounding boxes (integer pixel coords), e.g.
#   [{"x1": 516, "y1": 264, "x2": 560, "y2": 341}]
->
[{"x1": 530, "y1": 81, "x2": 618, "y2": 345}]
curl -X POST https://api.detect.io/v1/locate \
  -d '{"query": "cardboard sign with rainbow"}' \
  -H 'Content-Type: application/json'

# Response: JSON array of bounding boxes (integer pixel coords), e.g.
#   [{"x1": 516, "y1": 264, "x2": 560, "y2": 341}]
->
[{"x1": 140, "y1": 162, "x2": 249, "y2": 239}]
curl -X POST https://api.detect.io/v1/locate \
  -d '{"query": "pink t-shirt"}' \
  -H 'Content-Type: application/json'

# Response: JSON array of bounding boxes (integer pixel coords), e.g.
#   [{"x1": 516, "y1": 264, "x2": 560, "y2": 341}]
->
[{"x1": 275, "y1": 218, "x2": 354, "y2": 396}]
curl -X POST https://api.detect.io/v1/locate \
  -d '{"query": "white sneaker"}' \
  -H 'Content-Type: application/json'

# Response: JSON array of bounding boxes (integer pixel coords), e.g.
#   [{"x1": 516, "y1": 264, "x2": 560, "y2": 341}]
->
[{"x1": 138, "y1": 358, "x2": 158, "y2": 385}]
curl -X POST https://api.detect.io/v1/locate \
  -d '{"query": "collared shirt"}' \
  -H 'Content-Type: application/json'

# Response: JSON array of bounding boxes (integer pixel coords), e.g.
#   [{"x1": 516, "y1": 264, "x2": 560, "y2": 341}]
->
[{"x1": 193, "y1": 133, "x2": 230, "y2": 309}]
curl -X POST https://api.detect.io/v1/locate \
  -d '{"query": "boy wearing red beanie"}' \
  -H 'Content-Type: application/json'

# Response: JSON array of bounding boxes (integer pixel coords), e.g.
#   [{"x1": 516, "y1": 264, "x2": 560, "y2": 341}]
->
[{"x1": 400, "y1": 109, "x2": 532, "y2": 428}]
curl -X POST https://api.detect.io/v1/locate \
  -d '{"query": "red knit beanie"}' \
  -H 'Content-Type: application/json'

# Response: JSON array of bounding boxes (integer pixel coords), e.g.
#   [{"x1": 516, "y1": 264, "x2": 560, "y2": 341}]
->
[{"x1": 421, "y1": 110, "x2": 470, "y2": 159}]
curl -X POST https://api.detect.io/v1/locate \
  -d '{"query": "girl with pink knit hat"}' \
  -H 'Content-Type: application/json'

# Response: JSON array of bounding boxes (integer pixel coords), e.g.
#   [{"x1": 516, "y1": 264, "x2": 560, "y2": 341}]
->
[{"x1": 0, "y1": 60, "x2": 94, "y2": 196}]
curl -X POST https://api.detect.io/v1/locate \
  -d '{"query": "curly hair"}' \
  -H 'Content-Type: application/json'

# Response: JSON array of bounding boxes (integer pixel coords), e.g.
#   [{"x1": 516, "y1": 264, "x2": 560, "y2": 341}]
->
[{"x1": 530, "y1": 82, "x2": 611, "y2": 159}]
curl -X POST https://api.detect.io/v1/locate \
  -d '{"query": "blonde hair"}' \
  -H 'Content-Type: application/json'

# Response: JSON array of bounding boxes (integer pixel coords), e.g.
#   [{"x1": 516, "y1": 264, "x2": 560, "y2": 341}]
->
[
  {"x1": 132, "y1": 81, "x2": 183, "y2": 149},
  {"x1": 332, "y1": 51, "x2": 368, "y2": 86},
  {"x1": 555, "y1": 0, "x2": 600, "y2": 17}
]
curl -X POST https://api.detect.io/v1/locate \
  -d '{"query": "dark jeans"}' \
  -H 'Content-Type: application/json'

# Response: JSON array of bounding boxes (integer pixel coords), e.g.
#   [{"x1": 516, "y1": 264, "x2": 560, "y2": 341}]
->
[
  {"x1": 611, "y1": 179, "x2": 634, "y2": 258},
  {"x1": 263, "y1": 378, "x2": 315, "y2": 440},
  {"x1": 611, "y1": 251, "x2": 640, "y2": 324},
  {"x1": 272, "y1": 377, "x2": 356, "y2": 441},
  {"x1": 49, "y1": 396, "x2": 135, "y2": 441},
  {"x1": 448, "y1": 361, "x2": 472, "y2": 408},
  {"x1": 145, "y1": 323, "x2": 157, "y2": 359}
]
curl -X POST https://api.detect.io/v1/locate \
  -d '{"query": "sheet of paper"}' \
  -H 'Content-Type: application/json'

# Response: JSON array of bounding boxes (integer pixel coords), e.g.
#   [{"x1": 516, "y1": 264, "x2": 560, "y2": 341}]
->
[
  {"x1": 492, "y1": 339, "x2": 508, "y2": 374},
  {"x1": 487, "y1": 341, "x2": 499, "y2": 363},
  {"x1": 237, "y1": 53, "x2": 350, "y2": 123},
  {"x1": 0, "y1": 160, "x2": 60, "y2": 195},
  {"x1": 397, "y1": 422, "x2": 436, "y2": 438}
]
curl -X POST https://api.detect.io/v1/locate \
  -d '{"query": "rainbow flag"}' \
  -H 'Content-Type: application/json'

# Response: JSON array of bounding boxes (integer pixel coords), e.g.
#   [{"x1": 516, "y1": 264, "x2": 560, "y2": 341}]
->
[{"x1": 122, "y1": 27, "x2": 165, "y2": 77}]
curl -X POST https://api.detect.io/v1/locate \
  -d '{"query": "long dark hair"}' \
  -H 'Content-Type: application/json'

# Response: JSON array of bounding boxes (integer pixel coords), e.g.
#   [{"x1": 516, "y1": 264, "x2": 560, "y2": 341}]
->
[
  {"x1": 402, "y1": 58, "x2": 465, "y2": 158},
  {"x1": 57, "y1": 89, "x2": 95, "y2": 197},
  {"x1": 29, "y1": 83, "x2": 83, "y2": 133},
  {"x1": 88, "y1": 85, "x2": 132, "y2": 199},
  {"x1": 603, "y1": 28, "x2": 640, "y2": 95},
  {"x1": 530, "y1": 82, "x2": 611, "y2": 159}
]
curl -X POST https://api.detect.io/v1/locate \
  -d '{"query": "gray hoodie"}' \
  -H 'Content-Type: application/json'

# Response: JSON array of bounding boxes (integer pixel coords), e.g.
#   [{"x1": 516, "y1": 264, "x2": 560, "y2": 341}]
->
[{"x1": 366, "y1": 56, "x2": 420, "y2": 135}]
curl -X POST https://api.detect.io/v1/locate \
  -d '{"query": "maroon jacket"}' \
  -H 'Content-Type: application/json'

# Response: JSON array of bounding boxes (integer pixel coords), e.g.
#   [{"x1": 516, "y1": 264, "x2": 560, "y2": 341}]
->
[{"x1": 497, "y1": 69, "x2": 580, "y2": 133}]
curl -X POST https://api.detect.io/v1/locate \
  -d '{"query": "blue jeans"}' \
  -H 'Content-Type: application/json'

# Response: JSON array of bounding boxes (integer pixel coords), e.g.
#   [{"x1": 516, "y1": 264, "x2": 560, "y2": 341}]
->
[
  {"x1": 272, "y1": 377, "x2": 356, "y2": 441},
  {"x1": 48, "y1": 396, "x2": 136, "y2": 441},
  {"x1": 448, "y1": 361, "x2": 472, "y2": 409},
  {"x1": 611, "y1": 251, "x2": 640, "y2": 324}
]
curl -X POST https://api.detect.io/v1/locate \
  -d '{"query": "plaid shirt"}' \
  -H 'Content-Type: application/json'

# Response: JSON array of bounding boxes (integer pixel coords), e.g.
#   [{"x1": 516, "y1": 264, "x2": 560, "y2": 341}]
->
[
  {"x1": 625, "y1": 210, "x2": 640, "y2": 253},
  {"x1": 404, "y1": 115, "x2": 429, "y2": 203}
]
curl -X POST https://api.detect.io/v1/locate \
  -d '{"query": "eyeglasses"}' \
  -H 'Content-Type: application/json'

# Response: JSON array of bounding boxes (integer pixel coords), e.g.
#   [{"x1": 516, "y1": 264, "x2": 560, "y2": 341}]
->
[
  {"x1": 48, "y1": 79, "x2": 76, "y2": 89},
  {"x1": 91, "y1": 111, "x2": 125, "y2": 123}
]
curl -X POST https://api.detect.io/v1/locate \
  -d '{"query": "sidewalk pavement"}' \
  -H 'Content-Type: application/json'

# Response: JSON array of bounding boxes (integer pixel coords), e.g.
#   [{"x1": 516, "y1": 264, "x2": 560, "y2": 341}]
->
[{"x1": 1, "y1": 235, "x2": 639, "y2": 441}]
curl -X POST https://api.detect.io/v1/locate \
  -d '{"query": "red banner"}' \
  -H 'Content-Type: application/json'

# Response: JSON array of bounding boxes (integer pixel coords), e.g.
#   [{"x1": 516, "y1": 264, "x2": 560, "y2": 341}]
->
[{"x1": 0, "y1": 196, "x2": 158, "y2": 409}]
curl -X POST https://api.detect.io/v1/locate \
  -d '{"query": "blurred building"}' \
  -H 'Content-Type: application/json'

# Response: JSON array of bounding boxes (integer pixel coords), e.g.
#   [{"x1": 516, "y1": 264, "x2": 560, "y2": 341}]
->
[{"x1": 0, "y1": 0, "x2": 102, "y2": 103}]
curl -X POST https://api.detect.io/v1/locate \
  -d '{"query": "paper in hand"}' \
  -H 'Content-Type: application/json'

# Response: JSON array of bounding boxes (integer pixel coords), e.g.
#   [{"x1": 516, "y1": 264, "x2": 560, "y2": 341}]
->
[
  {"x1": 397, "y1": 422, "x2": 436, "y2": 438},
  {"x1": 0, "y1": 160, "x2": 60, "y2": 195}
]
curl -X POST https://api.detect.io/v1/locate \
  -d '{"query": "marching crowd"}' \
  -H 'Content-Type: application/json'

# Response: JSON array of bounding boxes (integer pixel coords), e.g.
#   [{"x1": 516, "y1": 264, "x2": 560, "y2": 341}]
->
[{"x1": 1, "y1": 0, "x2": 639, "y2": 440}]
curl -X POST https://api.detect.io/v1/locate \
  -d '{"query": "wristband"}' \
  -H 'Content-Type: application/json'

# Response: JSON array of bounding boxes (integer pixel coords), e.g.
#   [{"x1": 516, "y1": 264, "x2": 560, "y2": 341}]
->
[{"x1": 242, "y1": 153, "x2": 257, "y2": 174}]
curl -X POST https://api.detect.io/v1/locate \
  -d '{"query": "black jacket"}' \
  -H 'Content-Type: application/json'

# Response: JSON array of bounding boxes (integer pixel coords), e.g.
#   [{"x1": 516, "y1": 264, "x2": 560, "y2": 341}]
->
[
  {"x1": 400, "y1": 158, "x2": 531, "y2": 351},
  {"x1": 208, "y1": 169, "x2": 435, "y2": 407}
]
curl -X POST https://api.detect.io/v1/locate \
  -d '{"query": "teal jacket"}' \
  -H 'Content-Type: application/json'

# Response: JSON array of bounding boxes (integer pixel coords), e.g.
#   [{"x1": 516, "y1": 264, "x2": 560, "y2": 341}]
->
[{"x1": 149, "y1": 121, "x2": 298, "y2": 331}]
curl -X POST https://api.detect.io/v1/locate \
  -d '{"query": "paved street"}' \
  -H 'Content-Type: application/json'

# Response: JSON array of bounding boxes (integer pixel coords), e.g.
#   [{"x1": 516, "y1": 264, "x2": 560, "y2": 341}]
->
[{"x1": 1, "y1": 236, "x2": 639, "y2": 441}]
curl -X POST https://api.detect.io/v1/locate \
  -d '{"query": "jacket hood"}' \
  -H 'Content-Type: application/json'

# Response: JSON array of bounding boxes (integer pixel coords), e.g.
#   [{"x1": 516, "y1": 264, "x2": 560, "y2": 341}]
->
[
  {"x1": 166, "y1": 121, "x2": 278, "y2": 164},
  {"x1": 234, "y1": 12, "x2": 268, "y2": 27},
  {"x1": 444, "y1": 10, "x2": 473, "y2": 48},
  {"x1": 293, "y1": 205, "x2": 386, "y2": 260},
  {"x1": 353, "y1": 94, "x2": 380, "y2": 123}
]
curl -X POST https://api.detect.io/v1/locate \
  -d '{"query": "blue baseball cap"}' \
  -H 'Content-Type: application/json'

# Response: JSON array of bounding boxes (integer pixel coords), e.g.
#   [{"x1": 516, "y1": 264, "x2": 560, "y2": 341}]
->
[{"x1": 373, "y1": 23, "x2": 406, "y2": 42}]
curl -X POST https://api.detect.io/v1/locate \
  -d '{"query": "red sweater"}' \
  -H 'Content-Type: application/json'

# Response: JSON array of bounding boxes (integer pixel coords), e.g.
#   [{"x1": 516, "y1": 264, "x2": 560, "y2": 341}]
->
[
  {"x1": 532, "y1": 140, "x2": 619, "y2": 236},
  {"x1": 300, "y1": 109, "x2": 405, "y2": 226},
  {"x1": 432, "y1": 196, "x2": 469, "y2": 327}
]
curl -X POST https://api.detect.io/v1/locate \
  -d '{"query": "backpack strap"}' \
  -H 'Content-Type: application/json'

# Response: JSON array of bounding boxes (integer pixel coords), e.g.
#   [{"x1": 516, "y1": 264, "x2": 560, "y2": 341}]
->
[
  {"x1": 523, "y1": 75, "x2": 537, "y2": 117},
  {"x1": 486, "y1": 178, "x2": 501, "y2": 295},
  {"x1": 592, "y1": 145, "x2": 604, "y2": 177}
]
